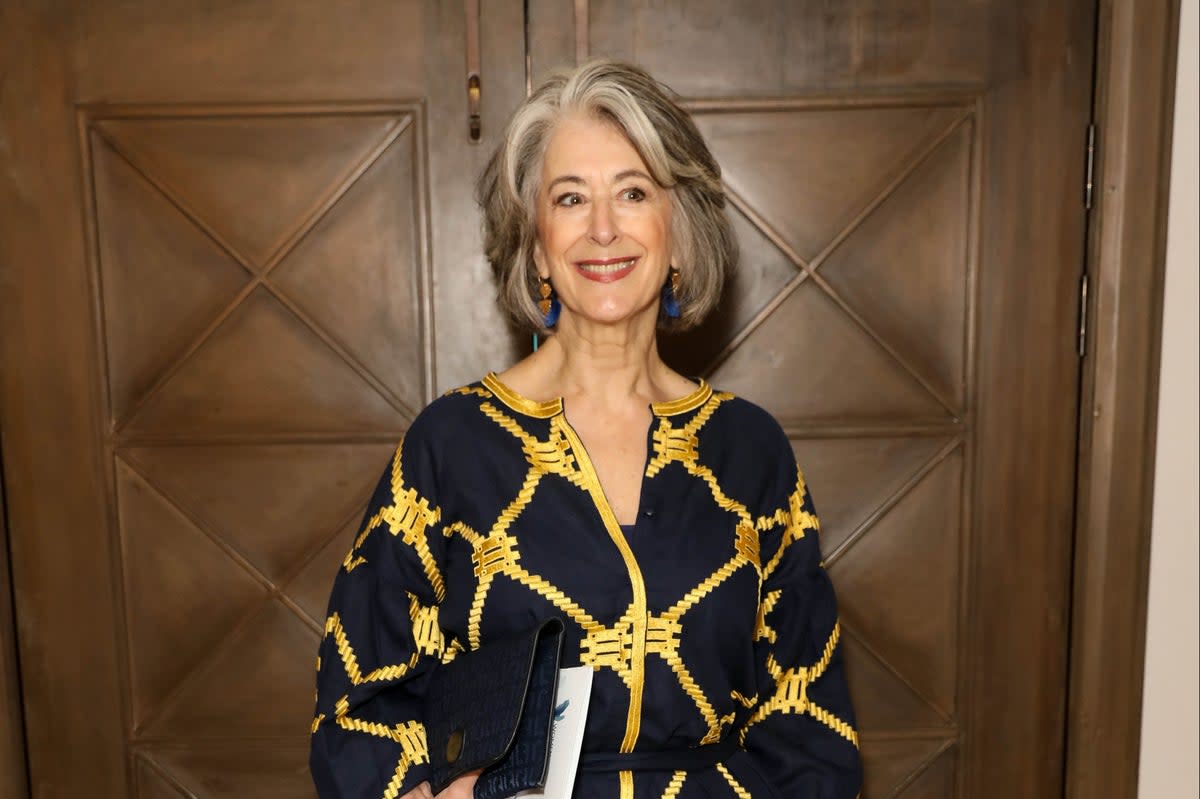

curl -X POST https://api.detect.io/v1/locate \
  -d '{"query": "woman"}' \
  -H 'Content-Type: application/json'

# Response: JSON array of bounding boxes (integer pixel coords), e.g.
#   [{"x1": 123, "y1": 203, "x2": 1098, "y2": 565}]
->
[{"x1": 310, "y1": 60, "x2": 862, "y2": 799}]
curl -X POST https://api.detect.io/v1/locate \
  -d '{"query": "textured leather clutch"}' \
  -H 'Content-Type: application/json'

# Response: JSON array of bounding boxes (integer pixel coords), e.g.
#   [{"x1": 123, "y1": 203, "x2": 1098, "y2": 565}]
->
[{"x1": 425, "y1": 618, "x2": 565, "y2": 799}]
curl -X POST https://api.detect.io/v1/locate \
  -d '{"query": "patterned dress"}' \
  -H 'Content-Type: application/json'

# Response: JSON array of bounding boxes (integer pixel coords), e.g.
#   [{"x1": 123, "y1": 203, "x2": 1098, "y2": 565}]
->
[{"x1": 310, "y1": 373, "x2": 862, "y2": 799}]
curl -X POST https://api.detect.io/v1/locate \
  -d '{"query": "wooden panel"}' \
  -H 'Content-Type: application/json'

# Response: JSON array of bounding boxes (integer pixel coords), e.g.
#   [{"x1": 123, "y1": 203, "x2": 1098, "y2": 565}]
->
[
  {"x1": 0, "y1": 463, "x2": 28, "y2": 797},
  {"x1": 87, "y1": 101, "x2": 433, "y2": 789},
  {"x1": 1066, "y1": 2, "x2": 1182, "y2": 798}
]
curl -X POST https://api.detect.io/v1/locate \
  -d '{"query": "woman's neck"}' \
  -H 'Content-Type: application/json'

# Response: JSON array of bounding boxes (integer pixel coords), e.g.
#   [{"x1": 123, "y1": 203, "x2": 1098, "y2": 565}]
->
[{"x1": 502, "y1": 310, "x2": 690, "y2": 410}]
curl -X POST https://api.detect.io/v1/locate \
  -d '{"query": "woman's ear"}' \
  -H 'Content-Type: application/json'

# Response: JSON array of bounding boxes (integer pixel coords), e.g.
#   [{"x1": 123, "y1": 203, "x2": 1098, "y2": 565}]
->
[{"x1": 532, "y1": 240, "x2": 549, "y2": 280}]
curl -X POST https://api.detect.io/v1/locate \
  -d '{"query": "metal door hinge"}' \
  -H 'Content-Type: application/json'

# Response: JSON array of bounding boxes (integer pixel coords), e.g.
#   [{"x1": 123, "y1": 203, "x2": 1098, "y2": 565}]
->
[
  {"x1": 1078, "y1": 272, "x2": 1089, "y2": 357},
  {"x1": 1084, "y1": 123, "x2": 1096, "y2": 209}
]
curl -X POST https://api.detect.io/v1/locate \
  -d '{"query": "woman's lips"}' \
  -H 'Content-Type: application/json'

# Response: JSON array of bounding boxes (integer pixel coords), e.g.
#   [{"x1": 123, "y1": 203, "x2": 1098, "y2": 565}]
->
[{"x1": 575, "y1": 257, "x2": 638, "y2": 283}]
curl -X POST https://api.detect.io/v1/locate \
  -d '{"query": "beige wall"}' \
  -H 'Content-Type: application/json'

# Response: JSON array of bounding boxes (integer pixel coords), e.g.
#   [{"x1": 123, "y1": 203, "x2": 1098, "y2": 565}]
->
[{"x1": 1137, "y1": 1, "x2": 1199, "y2": 797}]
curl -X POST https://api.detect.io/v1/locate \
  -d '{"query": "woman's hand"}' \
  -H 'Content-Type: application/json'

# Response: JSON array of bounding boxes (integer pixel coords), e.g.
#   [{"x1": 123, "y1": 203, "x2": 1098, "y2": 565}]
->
[{"x1": 399, "y1": 770, "x2": 482, "y2": 799}]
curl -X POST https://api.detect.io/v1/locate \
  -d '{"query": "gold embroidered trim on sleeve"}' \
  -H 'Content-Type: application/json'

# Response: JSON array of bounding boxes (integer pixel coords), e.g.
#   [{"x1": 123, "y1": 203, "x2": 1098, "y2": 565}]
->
[
  {"x1": 343, "y1": 440, "x2": 446, "y2": 601},
  {"x1": 740, "y1": 621, "x2": 859, "y2": 747},
  {"x1": 324, "y1": 613, "x2": 420, "y2": 685},
  {"x1": 716, "y1": 763, "x2": 753, "y2": 799}
]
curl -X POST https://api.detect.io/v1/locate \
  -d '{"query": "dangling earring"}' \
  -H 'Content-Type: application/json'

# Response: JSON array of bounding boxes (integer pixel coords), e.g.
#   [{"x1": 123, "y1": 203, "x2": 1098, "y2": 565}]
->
[
  {"x1": 661, "y1": 267, "x2": 682, "y2": 319},
  {"x1": 538, "y1": 277, "x2": 561, "y2": 327}
]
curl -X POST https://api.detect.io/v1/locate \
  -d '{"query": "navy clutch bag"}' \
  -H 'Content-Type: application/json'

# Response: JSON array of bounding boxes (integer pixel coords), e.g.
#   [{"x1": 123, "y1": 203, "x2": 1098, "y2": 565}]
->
[{"x1": 425, "y1": 618, "x2": 565, "y2": 799}]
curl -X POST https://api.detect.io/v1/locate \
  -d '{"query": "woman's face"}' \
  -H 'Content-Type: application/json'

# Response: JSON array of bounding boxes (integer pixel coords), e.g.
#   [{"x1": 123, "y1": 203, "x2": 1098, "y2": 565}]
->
[{"x1": 533, "y1": 113, "x2": 673, "y2": 329}]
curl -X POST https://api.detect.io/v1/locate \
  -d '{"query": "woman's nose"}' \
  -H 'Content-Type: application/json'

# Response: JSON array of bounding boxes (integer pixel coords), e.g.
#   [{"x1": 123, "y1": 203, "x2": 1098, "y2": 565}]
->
[{"x1": 588, "y1": 199, "x2": 618, "y2": 246}]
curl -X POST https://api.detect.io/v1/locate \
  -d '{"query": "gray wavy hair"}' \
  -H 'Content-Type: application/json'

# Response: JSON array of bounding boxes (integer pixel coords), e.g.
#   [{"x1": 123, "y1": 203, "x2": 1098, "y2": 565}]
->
[{"x1": 476, "y1": 59, "x2": 737, "y2": 333}]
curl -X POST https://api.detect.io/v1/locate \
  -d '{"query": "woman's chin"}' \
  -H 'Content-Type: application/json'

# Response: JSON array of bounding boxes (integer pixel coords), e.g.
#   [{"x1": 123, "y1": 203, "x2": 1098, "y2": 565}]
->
[{"x1": 563, "y1": 303, "x2": 658, "y2": 330}]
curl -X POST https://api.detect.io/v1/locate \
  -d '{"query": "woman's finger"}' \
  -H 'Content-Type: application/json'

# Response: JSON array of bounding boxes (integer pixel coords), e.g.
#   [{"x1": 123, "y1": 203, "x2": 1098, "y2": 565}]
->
[{"x1": 436, "y1": 769, "x2": 482, "y2": 799}]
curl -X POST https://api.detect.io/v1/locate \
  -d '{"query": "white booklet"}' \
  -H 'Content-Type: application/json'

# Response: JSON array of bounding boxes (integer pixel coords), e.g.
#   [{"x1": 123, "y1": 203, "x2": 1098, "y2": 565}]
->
[{"x1": 514, "y1": 666, "x2": 594, "y2": 799}]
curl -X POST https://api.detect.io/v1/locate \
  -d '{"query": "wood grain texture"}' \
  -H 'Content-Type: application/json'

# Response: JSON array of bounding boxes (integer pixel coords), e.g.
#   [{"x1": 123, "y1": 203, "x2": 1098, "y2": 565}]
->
[
  {"x1": 1066, "y1": 2, "x2": 1182, "y2": 798},
  {"x1": 0, "y1": 456, "x2": 29, "y2": 799},
  {"x1": 0, "y1": 3, "x2": 130, "y2": 794}
]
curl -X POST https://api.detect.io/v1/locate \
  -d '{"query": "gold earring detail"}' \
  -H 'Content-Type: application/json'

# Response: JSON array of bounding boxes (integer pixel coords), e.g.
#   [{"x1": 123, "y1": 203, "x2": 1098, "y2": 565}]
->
[{"x1": 537, "y1": 278, "x2": 553, "y2": 317}]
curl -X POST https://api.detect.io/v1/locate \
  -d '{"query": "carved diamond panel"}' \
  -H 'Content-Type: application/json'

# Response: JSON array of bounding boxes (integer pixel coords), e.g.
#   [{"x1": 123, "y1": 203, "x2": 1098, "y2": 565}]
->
[
  {"x1": 695, "y1": 106, "x2": 964, "y2": 262},
  {"x1": 686, "y1": 99, "x2": 976, "y2": 798},
  {"x1": 96, "y1": 114, "x2": 403, "y2": 268},
  {"x1": 88, "y1": 105, "x2": 429, "y2": 795}
]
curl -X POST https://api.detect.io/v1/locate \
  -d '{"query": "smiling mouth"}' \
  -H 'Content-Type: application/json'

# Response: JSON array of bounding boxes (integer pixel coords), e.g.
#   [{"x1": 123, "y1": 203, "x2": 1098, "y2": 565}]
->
[{"x1": 576, "y1": 257, "x2": 638, "y2": 281}]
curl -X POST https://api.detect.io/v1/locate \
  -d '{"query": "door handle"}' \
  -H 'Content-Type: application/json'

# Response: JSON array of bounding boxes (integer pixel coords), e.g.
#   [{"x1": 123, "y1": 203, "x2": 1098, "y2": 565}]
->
[{"x1": 465, "y1": 0, "x2": 481, "y2": 142}]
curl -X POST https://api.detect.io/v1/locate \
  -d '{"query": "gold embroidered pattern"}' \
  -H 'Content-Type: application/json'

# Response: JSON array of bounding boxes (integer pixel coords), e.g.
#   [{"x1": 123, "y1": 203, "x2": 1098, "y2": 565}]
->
[
  {"x1": 381, "y1": 721, "x2": 431, "y2": 798},
  {"x1": 731, "y1": 690, "x2": 757, "y2": 709},
  {"x1": 620, "y1": 770, "x2": 635, "y2": 799},
  {"x1": 741, "y1": 621, "x2": 858, "y2": 747},
  {"x1": 446, "y1": 385, "x2": 493, "y2": 400},
  {"x1": 324, "y1": 613, "x2": 421, "y2": 686},
  {"x1": 408, "y1": 594, "x2": 444, "y2": 657},
  {"x1": 321, "y1": 379, "x2": 857, "y2": 796},
  {"x1": 761, "y1": 470, "x2": 817, "y2": 582},
  {"x1": 660, "y1": 770, "x2": 687, "y2": 799},
  {"x1": 555, "y1": 415, "x2": 649, "y2": 753},
  {"x1": 343, "y1": 441, "x2": 446, "y2": 601},
  {"x1": 754, "y1": 590, "x2": 782, "y2": 644},
  {"x1": 716, "y1": 763, "x2": 753, "y2": 799}
]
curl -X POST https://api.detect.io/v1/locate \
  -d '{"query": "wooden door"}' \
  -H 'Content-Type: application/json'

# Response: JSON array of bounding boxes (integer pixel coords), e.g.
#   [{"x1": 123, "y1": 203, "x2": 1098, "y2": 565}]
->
[{"x1": 0, "y1": 2, "x2": 1093, "y2": 798}]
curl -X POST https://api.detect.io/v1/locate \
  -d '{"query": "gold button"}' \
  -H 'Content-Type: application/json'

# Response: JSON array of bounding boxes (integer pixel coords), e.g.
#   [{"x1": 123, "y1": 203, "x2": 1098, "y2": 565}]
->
[{"x1": 446, "y1": 729, "x2": 464, "y2": 763}]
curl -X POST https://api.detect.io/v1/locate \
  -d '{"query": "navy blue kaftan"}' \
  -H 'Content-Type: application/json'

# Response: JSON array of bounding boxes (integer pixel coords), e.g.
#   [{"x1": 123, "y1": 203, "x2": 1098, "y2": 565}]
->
[{"x1": 310, "y1": 373, "x2": 862, "y2": 799}]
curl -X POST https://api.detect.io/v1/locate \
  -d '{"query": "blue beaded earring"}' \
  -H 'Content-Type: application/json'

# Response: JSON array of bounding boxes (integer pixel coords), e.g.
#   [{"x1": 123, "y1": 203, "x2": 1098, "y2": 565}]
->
[
  {"x1": 538, "y1": 277, "x2": 561, "y2": 327},
  {"x1": 661, "y1": 267, "x2": 682, "y2": 319},
  {"x1": 533, "y1": 277, "x2": 560, "y2": 350}
]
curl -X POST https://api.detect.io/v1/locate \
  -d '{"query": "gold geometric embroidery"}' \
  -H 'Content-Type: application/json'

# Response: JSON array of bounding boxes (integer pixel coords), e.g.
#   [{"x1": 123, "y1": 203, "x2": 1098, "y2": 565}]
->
[
  {"x1": 740, "y1": 621, "x2": 859, "y2": 747},
  {"x1": 580, "y1": 614, "x2": 635, "y2": 683},
  {"x1": 408, "y1": 594, "x2": 444, "y2": 657},
  {"x1": 328, "y1": 688, "x2": 429, "y2": 799},
  {"x1": 734, "y1": 522, "x2": 761, "y2": 571},
  {"x1": 731, "y1": 689, "x2": 757, "y2": 708},
  {"x1": 754, "y1": 590, "x2": 782, "y2": 644},
  {"x1": 645, "y1": 423, "x2": 699, "y2": 477},
  {"x1": 716, "y1": 763, "x2": 753, "y2": 799},
  {"x1": 644, "y1": 392, "x2": 727, "y2": 478},
  {"x1": 660, "y1": 770, "x2": 687, "y2": 799},
  {"x1": 473, "y1": 532, "x2": 520, "y2": 579},
  {"x1": 380, "y1": 721, "x2": 431, "y2": 799},
  {"x1": 761, "y1": 468, "x2": 817, "y2": 582},
  {"x1": 551, "y1": 414, "x2": 649, "y2": 755},
  {"x1": 322, "y1": 384, "x2": 863, "y2": 796},
  {"x1": 446, "y1": 385, "x2": 493, "y2": 400},
  {"x1": 324, "y1": 613, "x2": 420, "y2": 686},
  {"x1": 438, "y1": 391, "x2": 857, "y2": 769},
  {"x1": 344, "y1": 440, "x2": 446, "y2": 602}
]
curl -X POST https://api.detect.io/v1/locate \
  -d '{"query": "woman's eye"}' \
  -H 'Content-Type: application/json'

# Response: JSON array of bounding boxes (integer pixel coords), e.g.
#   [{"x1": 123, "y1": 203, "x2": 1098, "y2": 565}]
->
[
  {"x1": 554, "y1": 192, "x2": 583, "y2": 207},
  {"x1": 621, "y1": 187, "x2": 647, "y2": 201}
]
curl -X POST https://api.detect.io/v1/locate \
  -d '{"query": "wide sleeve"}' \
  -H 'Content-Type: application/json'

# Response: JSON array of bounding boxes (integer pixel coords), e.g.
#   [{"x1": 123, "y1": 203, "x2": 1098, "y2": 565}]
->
[
  {"x1": 309, "y1": 424, "x2": 449, "y2": 798},
  {"x1": 739, "y1": 460, "x2": 863, "y2": 799}
]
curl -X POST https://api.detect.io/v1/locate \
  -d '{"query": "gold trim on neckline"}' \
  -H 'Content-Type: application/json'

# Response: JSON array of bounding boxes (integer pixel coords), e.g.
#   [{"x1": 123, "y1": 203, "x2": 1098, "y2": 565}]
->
[
  {"x1": 482, "y1": 372, "x2": 711, "y2": 418},
  {"x1": 482, "y1": 372, "x2": 563, "y2": 418},
  {"x1": 650, "y1": 380, "x2": 711, "y2": 416}
]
